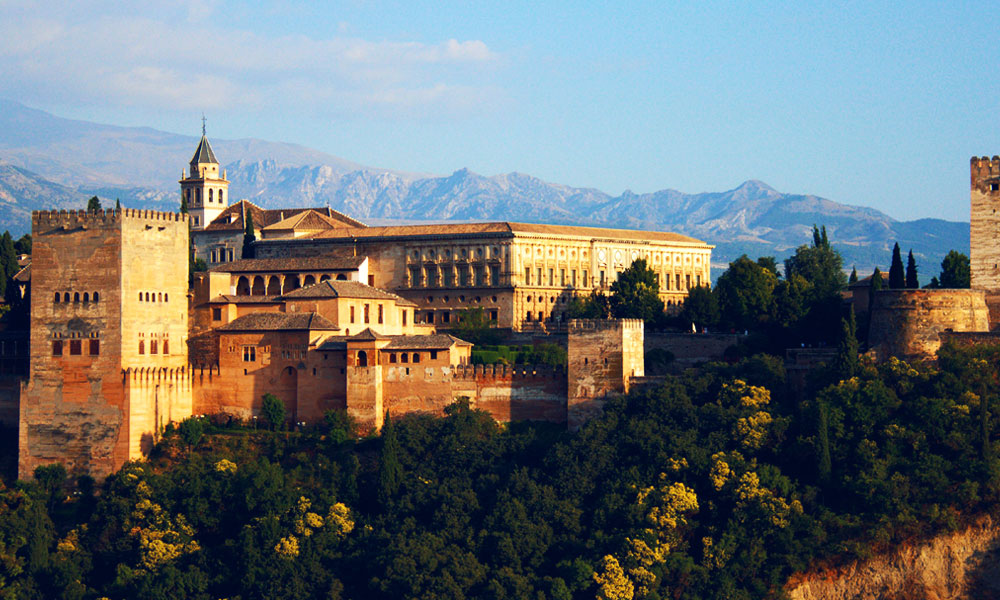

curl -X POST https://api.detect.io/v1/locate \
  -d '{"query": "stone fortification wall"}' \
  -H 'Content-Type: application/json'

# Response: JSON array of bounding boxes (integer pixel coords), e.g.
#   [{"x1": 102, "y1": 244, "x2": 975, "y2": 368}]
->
[
  {"x1": 970, "y1": 156, "x2": 1000, "y2": 291},
  {"x1": 123, "y1": 367, "x2": 193, "y2": 456},
  {"x1": 645, "y1": 331, "x2": 742, "y2": 367},
  {"x1": 567, "y1": 318, "x2": 643, "y2": 430},
  {"x1": 868, "y1": 289, "x2": 989, "y2": 361},
  {"x1": 448, "y1": 363, "x2": 567, "y2": 423}
]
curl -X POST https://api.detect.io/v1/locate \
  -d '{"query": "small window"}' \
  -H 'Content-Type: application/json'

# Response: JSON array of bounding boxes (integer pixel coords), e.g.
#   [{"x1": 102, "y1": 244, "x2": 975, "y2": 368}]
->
[
  {"x1": 378, "y1": 304, "x2": 384, "y2": 324},
  {"x1": 73, "y1": 292, "x2": 80, "y2": 303},
  {"x1": 430, "y1": 350, "x2": 438, "y2": 360},
  {"x1": 390, "y1": 353, "x2": 397, "y2": 363},
  {"x1": 52, "y1": 340, "x2": 63, "y2": 356},
  {"x1": 139, "y1": 292, "x2": 143, "y2": 301},
  {"x1": 243, "y1": 346, "x2": 256, "y2": 362},
  {"x1": 54, "y1": 292, "x2": 60, "y2": 303},
  {"x1": 212, "y1": 307, "x2": 222, "y2": 321},
  {"x1": 401, "y1": 353, "x2": 409, "y2": 363},
  {"x1": 69, "y1": 340, "x2": 82, "y2": 355},
  {"x1": 364, "y1": 304, "x2": 370, "y2": 324},
  {"x1": 368, "y1": 274, "x2": 375, "y2": 286},
  {"x1": 162, "y1": 340, "x2": 169, "y2": 355},
  {"x1": 150, "y1": 340, "x2": 158, "y2": 354},
  {"x1": 64, "y1": 292, "x2": 70, "y2": 303},
  {"x1": 139, "y1": 340, "x2": 144, "y2": 354},
  {"x1": 402, "y1": 310, "x2": 408, "y2": 326},
  {"x1": 350, "y1": 306, "x2": 355, "y2": 323},
  {"x1": 992, "y1": 182, "x2": 999, "y2": 192},
  {"x1": 145, "y1": 292, "x2": 150, "y2": 302},
  {"x1": 413, "y1": 353, "x2": 421, "y2": 363},
  {"x1": 158, "y1": 293, "x2": 163, "y2": 302},
  {"x1": 93, "y1": 292, "x2": 99, "y2": 303},
  {"x1": 89, "y1": 339, "x2": 100, "y2": 356},
  {"x1": 83, "y1": 292, "x2": 89, "y2": 302}
]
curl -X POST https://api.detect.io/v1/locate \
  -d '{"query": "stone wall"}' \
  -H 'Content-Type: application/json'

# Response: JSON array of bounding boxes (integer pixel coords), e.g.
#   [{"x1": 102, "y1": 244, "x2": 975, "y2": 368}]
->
[
  {"x1": 868, "y1": 289, "x2": 989, "y2": 361},
  {"x1": 566, "y1": 318, "x2": 644, "y2": 430},
  {"x1": 645, "y1": 331, "x2": 742, "y2": 368},
  {"x1": 449, "y1": 363, "x2": 567, "y2": 423}
]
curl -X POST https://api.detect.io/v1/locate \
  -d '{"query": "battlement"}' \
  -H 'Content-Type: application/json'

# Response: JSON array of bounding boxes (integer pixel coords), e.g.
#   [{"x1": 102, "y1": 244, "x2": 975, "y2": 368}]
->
[
  {"x1": 122, "y1": 366, "x2": 192, "y2": 382},
  {"x1": 971, "y1": 155, "x2": 1000, "y2": 183},
  {"x1": 567, "y1": 318, "x2": 644, "y2": 332},
  {"x1": 32, "y1": 208, "x2": 189, "y2": 230},
  {"x1": 451, "y1": 363, "x2": 565, "y2": 380}
]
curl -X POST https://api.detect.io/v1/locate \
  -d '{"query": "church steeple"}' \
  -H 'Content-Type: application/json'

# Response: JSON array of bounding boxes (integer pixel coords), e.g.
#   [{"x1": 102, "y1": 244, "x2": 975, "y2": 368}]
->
[{"x1": 180, "y1": 118, "x2": 229, "y2": 231}]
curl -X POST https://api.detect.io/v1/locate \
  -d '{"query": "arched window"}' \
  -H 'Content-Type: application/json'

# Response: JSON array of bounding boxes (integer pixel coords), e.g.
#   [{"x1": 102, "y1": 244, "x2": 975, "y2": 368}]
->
[
  {"x1": 164, "y1": 293, "x2": 168, "y2": 302},
  {"x1": 139, "y1": 292, "x2": 143, "y2": 301},
  {"x1": 357, "y1": 350, "x2": 368, "y2": 367},
  {"x1": 335, "y1": 274, "x2": 347, "y2": 281},
  {"x1": 195, "y1": 189, "x2": 201, "y2": 205},
  {"x1": 145, "y1": 292, "x2": 151, "y2": 302},
  {"x1": 93, "y1": 292, "x2": 99, "y2": 303},
  {"x1": 54, "y1": 292, "x2": 60, "y2": 303},
  {"x1": 73, "y1": 292, "x2": 79, "y2": 302},
  {"x1": 158, "y1": 293, "x2": 162, "y2": 302},
  {"x1": 138, "y1": 340, "x2": 145, "y2": 355},
  {"x1": 64, "y1": 292, "x2": 70, "y2": 302},
  {"x1": 209, "y1": 189, "x2": 214, "y2": 203},
  {"x1": 401, "y1": 353, "x2": 409, "y2": 363},
  {"x1": 304, "y1": 275, "x2": 315, "y2": 286},
  {"x1": 320, "y1": 274, "x2": 331, "y2": 282},
  {"x1": 163, "y1": 340, "x2": 169, "y2": 355},
  {"x1": 150, "y1": 340, "x2": 158, "y2": 354},
  {"x1": 219, "y1": 190, "x2": 224, "y2": 204},
  {"x1": 82, "y1": 292, "x2": 89, "y2": 302},
  {"x1": 412, "y1": 353, "x2": 421, "y2": 363}
]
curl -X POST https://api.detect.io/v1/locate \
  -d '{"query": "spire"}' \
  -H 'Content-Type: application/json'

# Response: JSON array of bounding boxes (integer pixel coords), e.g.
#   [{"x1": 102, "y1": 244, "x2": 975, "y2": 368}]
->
[{"x1": 202, "y1": 113, "x2": 207, "y2": 136}]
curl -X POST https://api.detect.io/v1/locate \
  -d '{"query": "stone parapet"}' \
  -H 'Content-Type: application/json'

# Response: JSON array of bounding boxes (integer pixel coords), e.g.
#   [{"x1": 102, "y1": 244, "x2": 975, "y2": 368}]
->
[{"x1": 868, "y1": 289, "x2": 989, "y2": 361}]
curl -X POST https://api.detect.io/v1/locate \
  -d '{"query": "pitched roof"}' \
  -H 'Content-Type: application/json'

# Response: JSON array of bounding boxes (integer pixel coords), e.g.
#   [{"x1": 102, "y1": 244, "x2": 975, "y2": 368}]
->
[
  {"x1": 278, "y1": 279, "x2": 417, "y2": 305},
  {"x1": 208, "y1": 295, "x2": 281, "y2": 304},
  {"x1": 348, "y1": 328, "x2": 390, "y2": 341},
  {"x1": 316, "y1": 333, "x2": 470, "y2": 351},
  {"x1": 303, "y1": 221, "x2": 708, "y2": 245},
  {"x1": 262, "y1": 209, "x2": 364, "y2": 232},
  {"x1": 208, "y1": 256, "x2": 365, "y2": 274},
  {"x1": 190, "y1": 135, "x2": 219, "y2": 165},
  {"x1": 217, "y1": 312, "x2": 338, "y2": 332},
  {"x1": 203, "y1": 201, "x2": 365, "y2": 232}
]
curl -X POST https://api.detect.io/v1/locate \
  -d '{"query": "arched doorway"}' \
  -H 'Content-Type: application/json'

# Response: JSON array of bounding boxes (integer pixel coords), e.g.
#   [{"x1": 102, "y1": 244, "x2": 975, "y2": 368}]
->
[
  {"x1": 252, "y1": 276, "x2": 265, "y2": 295},
  {"x1": 266, "y1": 276, "x2": 281, "y2": 296},
  {"x1": 303, "y1": 274, "x2": 316, "y2": 286},
  {"x1": 357, "y1": 350, "x2": 368, "y2": 367},
  {"x1": 236, "y1": 276, "x2": 250, "y2": 295}
]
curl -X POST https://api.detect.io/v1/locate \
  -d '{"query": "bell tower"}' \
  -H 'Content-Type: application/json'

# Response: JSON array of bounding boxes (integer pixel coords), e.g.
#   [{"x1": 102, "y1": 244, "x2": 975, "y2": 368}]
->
[{"x1": 180, "y1": 117, "x2": 229, "y2": 231}]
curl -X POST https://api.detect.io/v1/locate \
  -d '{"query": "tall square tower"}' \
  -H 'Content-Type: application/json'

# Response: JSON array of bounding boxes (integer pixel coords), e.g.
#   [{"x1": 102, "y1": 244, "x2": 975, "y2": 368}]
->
[
  {"x1": 19, "y1": 208, "x2": 192, "y2": 479},
  {"x1": 970, "y1": 155, "x2": 1000, "y2": 290}
]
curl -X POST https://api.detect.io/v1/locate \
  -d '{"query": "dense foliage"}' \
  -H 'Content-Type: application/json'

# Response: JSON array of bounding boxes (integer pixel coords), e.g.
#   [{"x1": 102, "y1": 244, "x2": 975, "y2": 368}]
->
[{"x1": 4, "y1": 338, "x2": 1000, "y2": 599}]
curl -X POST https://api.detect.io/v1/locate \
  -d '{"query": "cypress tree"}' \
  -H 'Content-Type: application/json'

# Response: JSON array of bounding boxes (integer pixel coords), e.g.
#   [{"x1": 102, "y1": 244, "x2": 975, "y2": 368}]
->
[
  {"x1": 812, "y1": 225, "x2": 822, "y2": 248},
  {"x1": 905, "y1": 250, "x2": 918, "y2": 288},
  {"x1": 871, "y1": 267, "x2": 883, "y2": 292},
  {"x1": 832, "y1": 310, "x2": 859, "y2": 380},
  {"x1": 378, "y1": 412, "x2": 402, "y2": 507},
  {"x1": 888, "y1": 243, "x2": 905, "y2": 288},
  {"x1": 817, "y1": 400, "x2": 832, "y2": 485},
  {"x1": 242, "y1": 210, "x2": 256, "y2": 259},
  {"x1": 820, "y1": 225, "x2": 829, "y2": 248},
  {"x1": 115, "y1": 198, "x2": 121, "y2": 211},
  {"x1": 180, "y1": 195, "x2": 187, "y2": 213},
  {"x1": 849, "y1": 266, "x2": 858, "y2": 284}
]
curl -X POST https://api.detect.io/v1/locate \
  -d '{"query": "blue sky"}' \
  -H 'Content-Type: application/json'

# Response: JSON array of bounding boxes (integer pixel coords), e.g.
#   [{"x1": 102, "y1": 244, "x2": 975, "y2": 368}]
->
[{"x1": 1, "y1": 0, "x2": 998, "y2": 221}]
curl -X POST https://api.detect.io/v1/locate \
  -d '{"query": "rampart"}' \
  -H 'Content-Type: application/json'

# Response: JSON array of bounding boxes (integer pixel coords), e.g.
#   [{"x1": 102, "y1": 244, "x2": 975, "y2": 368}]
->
[
  {"x1": 448, "y1": 363, "x2": 567, "y2": 423},
  {"x1": 868, "y1": 289, "x2": 989, "y2": 361}
]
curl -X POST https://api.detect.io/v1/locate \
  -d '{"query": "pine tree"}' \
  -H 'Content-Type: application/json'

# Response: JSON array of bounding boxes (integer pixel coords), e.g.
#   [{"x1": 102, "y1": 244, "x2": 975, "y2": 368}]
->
[
  {"x1": 888, "y1": 243, "x2": 905, "y2": 288},
  {"x1": 377, "y1": 412, "x2": 402, "y2": 507},
  {"x1": 242, "y1": 210, "x2": 256, "y2": 259},
  {"x1": 849, "y1": 267, "x2": 858, "y2": 284},
  {"x1": 86, "y1": 196, "x2": 101, "y2": 212},
  {"x1": 905, "y1": 250, "x2": 918, "y2": 288}
]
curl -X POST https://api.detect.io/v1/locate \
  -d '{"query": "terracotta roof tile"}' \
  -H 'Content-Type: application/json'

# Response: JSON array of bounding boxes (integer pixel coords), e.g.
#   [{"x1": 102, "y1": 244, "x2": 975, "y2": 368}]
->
[
  {"x1": 209, "y1": 295, "x2": 281, "y2": 304},
  {"x1": 217, "y1": 312, "x2": 339, "y2": 332},
  {"x1": 278, "y1": 280, "x2": 416, "y2": 305},
  {"x1": 203, "y1": 201, "x2": 364, "y2": 232},
  {"x1": 208, "y1": 256, "x2": 365, "y2": 273}
]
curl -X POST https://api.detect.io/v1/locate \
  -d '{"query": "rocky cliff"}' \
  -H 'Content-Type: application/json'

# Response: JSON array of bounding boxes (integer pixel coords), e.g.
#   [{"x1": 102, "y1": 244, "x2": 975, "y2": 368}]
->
[{"x1": 786, "y1": 515, "x2": 1000, "y2": 600}]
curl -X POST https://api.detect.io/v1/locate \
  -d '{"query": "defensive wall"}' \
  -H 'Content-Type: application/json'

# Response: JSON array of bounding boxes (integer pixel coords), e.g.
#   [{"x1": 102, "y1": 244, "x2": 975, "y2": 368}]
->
[
  {"x1": 867, "y1": 289, "x2": 989, "y2": 361},
  {"x1": 644, "y1": 331, "x2": 743, "y2": 368},
  {"x1": 567, "y1": 318, "x2": 643, "y2": 430},
  {"x1": 971, "y1": 156, "x2": 1000, "y2": 292}
]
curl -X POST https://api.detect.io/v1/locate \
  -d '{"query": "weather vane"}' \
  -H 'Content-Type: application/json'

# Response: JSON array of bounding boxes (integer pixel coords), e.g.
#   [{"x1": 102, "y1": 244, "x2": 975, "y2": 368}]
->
[{"x1": 201, "y1": 113, "x2": 207, "y2": 136}]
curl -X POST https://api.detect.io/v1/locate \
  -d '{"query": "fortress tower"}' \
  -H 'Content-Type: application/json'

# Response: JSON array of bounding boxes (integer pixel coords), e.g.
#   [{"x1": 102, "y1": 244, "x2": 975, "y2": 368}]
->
[
  {"x1": 566, "y1": 318, "x2": 644, "y2": 430},
  {"x1": 180, "y1": 120, "x2": 229, "y2": 231},
  {"x1": 19, "y1": 209, "x2": 192, "y2": 479},
  {"x1": 970, "y1": 156, "x2": 1000, "y2": 291}
]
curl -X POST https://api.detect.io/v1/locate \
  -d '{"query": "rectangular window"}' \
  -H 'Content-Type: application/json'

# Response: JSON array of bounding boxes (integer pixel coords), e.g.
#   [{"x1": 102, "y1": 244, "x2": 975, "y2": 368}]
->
[
  {"x1": 525, "y1": 267, "x2": 531, "y2": 285},
  {"x1": 600, "y1": 270, "x2": 606, "y2": 286},
  {"x1": 526, "y1": 311, "x2": 532, "y2": 322},
  {"x1": 243, "y1": 346, "x2": 256, "y2": 362},
  {"x1": 163, "y1": 340, "x2": 169, "y2": 355},
  {"x1": 696, "y1": 275, "x2": 702, "y2": 287},
  {"x1": 69, "y1": 340, "x2": 82, "y2": 355},
  {"x1": 52, "y1": 340, "x2": 63, "y2": 356},
  {"x1": 474, "y1": 266, "x2": 485, "y2": 287},
  {"x1": 442, "y1": 268, "x2": 454, "y2": 287},
  {"x1": 409, "y1": 267, "x2": 421, "y2": 287},
  {"x1": 583, "y1": 271, "x2": 588, "y2": 286},
  {"x1": 350, "y1": 305, "x2": 356, "y2": 323},
  {"x1": 665, "y1": 273, "x2": 671, "y2": 290},
  {"x1": 490, "y1": 265, "x2": 500, "y2": 286},
  {"x1": 364, "y1": 304, "x2": 370, "y2": 323},
  {"x1": 490, "y1": 310, "x2": 498, "y2": 321},
  {"x1": 548, "y1": 268, "x2": 554, "y2": 286},
  {"x1": 685, "y1": 274, "x2": 691, "y2": 289},
  {"x1": 212, "y1": 307, "x2": 222, "y2": 321},
  {"x1": 442, "y1": 311, "x2": 450, "y2": 323},
  {"x1": 430, "y1": 350, "x2": 438, "y2": 360},
  {"x1": 571, "y1": 269, "x2": 577, "y2": 287},
  {"x1": 378, "y1": 304, "x2": 384, "y2": 324},
  {"x1": 368, "y1": 274, "x2": 375, "y2": 286},
  {"x1": 425, "y1": 265, "x2": 437, "y2": 287},
  {"x1": 560, "y1": 268, "x2": 566, "y2": 286},
  {"x1": 228, "y1": 249, "x2": 234, "y2": 261},
  {"x1": 390, "y1": 353, "x2": 397, "y2": 363},
  {"x1": 151, "y1": 340, "x2": 158, "y2": 354},
  {"x1": 536, "y1": 268, "x2": 542, "y2": 286},
  {"x1": 89, "y1": 339, "x2": 99, "y2": 356},
  {"x1": 675, "y1": 274, "x2": 681, "y2": 290},
  {"x1": 402, "y1": 309, "x2": 408, "y2": 326},
  {"x1": 459, "y1": 267, "x2": 470, "y2": 287}
]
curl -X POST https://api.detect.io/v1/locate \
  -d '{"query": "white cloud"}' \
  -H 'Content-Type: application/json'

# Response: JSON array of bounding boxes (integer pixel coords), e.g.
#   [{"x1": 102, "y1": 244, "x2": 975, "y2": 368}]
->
[{"x1": 0, "y1": 6, "x2": 503, "y2": 119}]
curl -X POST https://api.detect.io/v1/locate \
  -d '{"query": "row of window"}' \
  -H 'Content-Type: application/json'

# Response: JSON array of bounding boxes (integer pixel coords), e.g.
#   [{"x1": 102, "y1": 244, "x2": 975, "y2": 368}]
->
[
  {"x1": 210, "y1": 248, "x2": 235, "y2": 263},
  {"x1": 52, "y1": 339, "x2": 100, "y2": 356},
  {"x1": 184, "y1": 187, "x2": 225, "y2": 206},
  {"x1": 138, "y1": 335, "x2": 170, "y2": 355},
  {"x1": 138, "y1": 291, "x2": 169, "y2": 303},
  {"x1": 348, "y1": 303, "x2": 407, "y2": 326},
  {"x1": 354, "y1": 349, "x2": 439, "y2": 367},
  {"x1": 410, "y1": 264, "x2": 502, "y2": 288},
  {"x1": 53, "y1": 291, "x2": 100, "y2": 304},
  {"x1": 419, "y1": 310, "x2": 498, "y2": 325}
]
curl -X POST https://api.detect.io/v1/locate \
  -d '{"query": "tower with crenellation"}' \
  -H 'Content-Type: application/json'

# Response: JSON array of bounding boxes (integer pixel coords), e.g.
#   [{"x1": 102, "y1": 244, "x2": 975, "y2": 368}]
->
[
  {"x1": 970, "y1": 156, "x2": 1000, "y2": 292},
  {"x1": 180, "y1": 119, "x2": 229, "y2": 231},
  {"x1": 19, "y1": 208, "x2": 192, "y2": 479}
]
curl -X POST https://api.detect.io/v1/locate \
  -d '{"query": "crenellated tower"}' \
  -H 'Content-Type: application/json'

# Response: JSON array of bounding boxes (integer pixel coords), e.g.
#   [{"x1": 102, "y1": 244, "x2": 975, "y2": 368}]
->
[
  {"x1": 970, "y1": 155, "x2": 1000, "y2": 291},
  {"x1": 180, "y1": 119, "x2": 229, "y2": 230}
]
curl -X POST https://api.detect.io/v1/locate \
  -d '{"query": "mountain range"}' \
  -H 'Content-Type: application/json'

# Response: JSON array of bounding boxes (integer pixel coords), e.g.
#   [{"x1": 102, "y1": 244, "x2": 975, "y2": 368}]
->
[{"x1": 0, "y1": 99, "x2": 968, "y2": 277}]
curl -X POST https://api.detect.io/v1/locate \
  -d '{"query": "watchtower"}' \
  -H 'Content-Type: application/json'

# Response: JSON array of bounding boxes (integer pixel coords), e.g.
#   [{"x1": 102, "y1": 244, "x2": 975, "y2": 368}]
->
[
  {"x1": 566, "y1": 318, "x2": 644, "y2": 430},
  {"x1": 180, "y1": 120, "x2": 229, "y2": 231},
  {"x1": 970, "y1": 156, "x2": 1000, "y2": 291},
  {"x1": 19, "y1": 209, "x2": 192, "y2": 479}
]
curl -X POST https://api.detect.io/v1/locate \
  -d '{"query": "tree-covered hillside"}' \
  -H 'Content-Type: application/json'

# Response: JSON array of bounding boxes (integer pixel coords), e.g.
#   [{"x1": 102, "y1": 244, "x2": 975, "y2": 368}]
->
[{"x1": 2, "y1": 338, "x2": 999, "y2": 599}]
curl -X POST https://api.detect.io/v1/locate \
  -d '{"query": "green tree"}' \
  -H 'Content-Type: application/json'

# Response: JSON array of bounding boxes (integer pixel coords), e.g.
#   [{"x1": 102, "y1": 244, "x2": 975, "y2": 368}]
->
[
  {"x1": 13, "y1": 234, "x2": 30, "y2": 256},
  {"x1": 939, "y1": 250, "x2": 971, "y2": 288},
  {"x1": 452, "y1": 307, "x2": 501, "y2": 345},
  {"x1": 86, "y1": 196, "x2": 101, "y2": 212},
  {"x1": 179, "y1": 194, "x2": 187, "y2": 214},
  {"x1": 242, "y1": 211, "x2": 256, "y2": 259},
  {"x1": 816, "y1": 400, "x2": 832, "y2": 485},
  {"x1": 757, "y1": 256, "x2": 779, "y2": 277},
  {"x1": 609, "y1": 258, "x2": 664, "y2": 323},
  {"x1": 784, "y1": 226, "x2": 846, "y2": 301},
  {"x1": 115, "y1": 198, "x2": 121, "y2": 211},
  {"x1": 832, "y1": 311, "x2": 859, "y2": 380},
  {"x1": 566, "y1": 292, "x2": 612, "y2": 319},
  {"x1": 888, "y1": 243, "x2": 905, "y2": 288},
  {"x1": 377, "y1": 411, "x2": 402, "y2": 506},
  {"x1": 680, "y1": 284, "x2": 719, "y2": 330},
  {"x1": 906, "y1": 250, "x2": 918, "y2": 288},
  {"x1": 871, "y1": 267, "x2": 884, "y2": 292},
  {"x1": 178, "y1": 416, "x2": 205, "y2": 447},
  {"x1": 715, "y1": 255, "x2": 776, "y2": 331},
  {"x1": 849, "y1": 266, "x2": 858, "y2": 284},
  {"x1": 261, "y1": 393, "x2": 286, "y2": 431}
]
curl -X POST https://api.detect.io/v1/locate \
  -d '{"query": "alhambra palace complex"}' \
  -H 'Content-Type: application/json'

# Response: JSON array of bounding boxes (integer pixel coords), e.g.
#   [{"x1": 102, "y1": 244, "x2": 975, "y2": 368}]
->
[{"x1": 9, "y1": 133, "x2": 1000, "y2": 480}]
